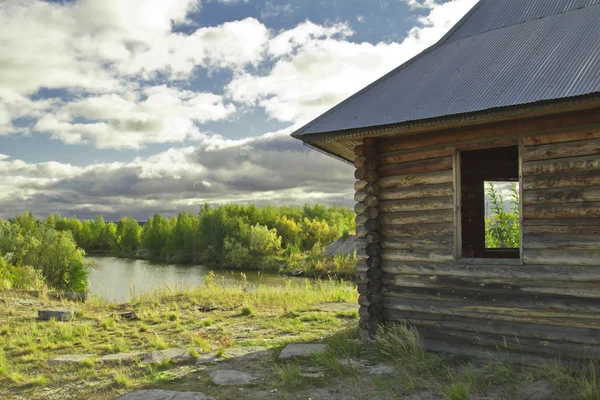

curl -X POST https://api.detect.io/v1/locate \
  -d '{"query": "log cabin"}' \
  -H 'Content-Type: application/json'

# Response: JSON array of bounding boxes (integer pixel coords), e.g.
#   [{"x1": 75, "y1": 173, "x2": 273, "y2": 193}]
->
[{"x1": 292, "y1": 0, "x2": 600, "y2": 362}]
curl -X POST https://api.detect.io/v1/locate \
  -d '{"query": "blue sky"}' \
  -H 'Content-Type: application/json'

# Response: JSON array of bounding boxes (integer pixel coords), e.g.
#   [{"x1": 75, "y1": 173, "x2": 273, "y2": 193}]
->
[{"x1": 0, "y1": 0, "x2": 476, "y2": 219}]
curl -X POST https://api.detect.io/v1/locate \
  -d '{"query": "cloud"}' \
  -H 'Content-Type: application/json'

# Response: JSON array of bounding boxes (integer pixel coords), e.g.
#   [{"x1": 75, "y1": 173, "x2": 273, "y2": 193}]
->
[
  {"x1": 0, "y1": 130, "x2": 354, "y2": 220},
  {"x1": 225, "y1": 0, "x2": 477, "y2": 124}
]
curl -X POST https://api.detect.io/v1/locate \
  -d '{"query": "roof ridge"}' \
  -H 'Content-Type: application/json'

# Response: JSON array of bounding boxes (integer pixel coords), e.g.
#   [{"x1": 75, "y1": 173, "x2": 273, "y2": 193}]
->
[
  {"x1": 443, "y1": 0, "x2": 600, "y2": 44},
  {"x1": 291, "y1": 0, "x2": 485, "y2": 138}
]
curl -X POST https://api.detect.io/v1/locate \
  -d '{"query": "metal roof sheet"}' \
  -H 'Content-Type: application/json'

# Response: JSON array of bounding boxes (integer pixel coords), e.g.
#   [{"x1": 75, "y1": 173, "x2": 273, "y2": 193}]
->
[{"x1": 292, "y1": 0, "x2": 600, "y2": 139}]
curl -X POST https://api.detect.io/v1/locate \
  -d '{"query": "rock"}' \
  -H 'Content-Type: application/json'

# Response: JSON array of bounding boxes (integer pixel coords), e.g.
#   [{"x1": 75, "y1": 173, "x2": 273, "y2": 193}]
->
[
  {"x1": 48, "y1": 354, "x2": 95, "y2": 365},
  {"x1": 519, "y1": 380, "x2": 555, "y2": 400},
  {"x1": 38, "y1": 308, "x2": 74, "y2": 321},
  {"x1": 100, "y1": 352, "x2": 145, "y2": 364},
  {"x1": 114, "y1": 389, "x2": 216, "y2": 400},
  {"x1": 369, "y1": 364, "x2": 394, "y2": 375},
  {"x1": 196, "y1": 346, "x2": 268, "y2": 365},
  {"x1": 143, "y1": 348, "x2": 193, "y2": 364},
  {"x1": 279, "y1": 344, "x2": 328, "y2": 359},
  {"x1": 300, "y1": 371, "x2": 325, "y2": 378},
  {"x1": 208, "y1": 370, "x2": 257, "y2": 386}
]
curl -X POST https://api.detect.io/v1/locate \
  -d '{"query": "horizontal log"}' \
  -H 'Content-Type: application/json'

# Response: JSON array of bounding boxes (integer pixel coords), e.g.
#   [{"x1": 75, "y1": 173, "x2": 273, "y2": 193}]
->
[
  {"x1": 379, "y1": 197, "x2": 453, "y2": 213},
  {"x1": 364, "y1": 219, "x2": 380, "y2": 232},
  {"x1": 523, "y1": 224, "x2": 600, "y2": 235},
  {"x1": 367, "y1": 316, "x2": 381, "y2": 329},
  {"x1": 522, "y1": 125, "x2": 600, "y2": 147},
  {"x1": 524, "y1": 234, "x2": 600, "y2": 250},
  {"x1": 364, "y1": 195, "x2": 379, "y2": 208},
  {"x1": 367, "y1": 291, "x2": 383, "y2": 304},
  {"x1": 357, "y1": 272, "x2": 368, "y2": 284},
  {"x1": 522, "y1": 137, "x2": 600, "y2": 162},
  {"x1": 354, "y1": 203, "x2": 367, "y2": 215},
  {"x1": 367, "y1": 280, "x2": 383, "y2": 292},
  {"x1": 355, "y1": 168, "x2": 378, "y2": 182},
  {"x1": 379, "y1": 209, "x2": 454, "y2": 226},
  {"x1": 366, "y1": 243, "x2": 381, "y2": 257},
  {"x1": 379, "y1": 147, "x2": 454, "y2": 165},
  {"x1": 354, "y1": 145, "x2": 377, "y2": 158},
  {"x1": 356, "y1": 260, "x2": 369, "y2": 273},
  {"x1": 365, "y1": 231, "x2": 381, "y2": 244},
  {"x1": 523, "y1": 186, "x2": 600, "y2": 205},
  {"x1": 522, "y1": 218, "x2": 600, "y2": 226},
  {"x1": 380, "y1": 236, "x2": 454, "y2": 250},
  {"x1": 356, "y1": 226, "x2": 368, "y2": 238},
  {"x1": 523, "y1": 203, "x2": 600, "y2": 219},
  {"x1": 523, "y1": 154, "x2": 600, "y2": 176},
  {"x1": 367, "y1": 256, "x2": 382, "y2": 269},
  {"x1": 355, "y1": 214, "x2": 368, "y2": 226},
  {"x1": 383, "y1": 309, "x2": 600, "y2": 345},
  {"x1": 378, "y1": 157, "x2": 452, "y2": 177},
  {"x1": 379, "y1": 183, "x2": 454, "y2": 201},
  {"x1": 366, "y1": 267, "x2": 383, "y2": 280},
  {"x1": 380, "y1": 284, "x2": 600, "y2": 314},
  {"x1": 380, "y1": 261, "x2": 600, "y2": 282},
  {"x1": 378, "y1": 170, "x2": 453, "y2": 190},
  {"x1": 354, "y1": 156, "x2": 378, "y2": 170},
  {"x1": 380, "y1": 296, "x2": 600, "y2": 327},
  {"x1": 367, "y1": 303, "x2": 384, "y2": 316},
  {"x1": 523, "y1": 171, "x2": 600, "y2": 190},
  {"x1": 363, "y1": 138, "x2": 377, "y2": 147},
  {"x1": 364, "y1": 207, "x2": 379, "y2": 220},
  {"x1": 354, "y1": 180, "x2": 368, "y2": 192},
  {"x1": 381, "y1": 249, "x2": 454, "y2": 263},
  {"x1": 379, "y1": 223, "x2": 454, "y2": 237},
  {"x1": 523, "y1": 250, "x2": 600, "y2": 266}
]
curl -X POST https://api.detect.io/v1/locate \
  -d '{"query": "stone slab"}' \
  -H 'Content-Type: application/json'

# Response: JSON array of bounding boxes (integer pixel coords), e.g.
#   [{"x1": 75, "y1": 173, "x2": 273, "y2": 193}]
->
[
  {"x1": 208, "y1": 370, "x2": 257, "y2": 386},
  {"x1": 143, "y1": 348, "x2": 192, "y2": 364},
  {"x1": 279, "y1": 344, "x2": 328, "y2": 359},
  {"x1": 196, "y1": 346, "x2": 268, "y2": 365},
  {"x1": 38, "y1": 308, "x2": 74, "y2": 321},
  {"x1": 114, "y1": 389, "x2": 216, "y2": 400},
  {"x1": 369, "y1": 364, "x2": 395, "y2": 375},
  {"x1": 100, "y1": 352, "x2": 145, "y2": 364},
  {"x1": 48, "y1": 354, "x2": 95, "y2": 364}
]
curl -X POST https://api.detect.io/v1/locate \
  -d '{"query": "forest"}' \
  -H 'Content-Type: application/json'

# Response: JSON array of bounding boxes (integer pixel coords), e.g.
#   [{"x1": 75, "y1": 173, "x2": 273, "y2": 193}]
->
[{"x1": 0, "y1": 204, "x2": 356, "y2": 292}]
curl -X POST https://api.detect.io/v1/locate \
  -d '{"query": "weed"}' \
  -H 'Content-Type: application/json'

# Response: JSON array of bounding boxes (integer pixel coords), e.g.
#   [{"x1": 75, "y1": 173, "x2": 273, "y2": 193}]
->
[
  {"x1": 443, "y1": 381, "x2": 472, "y2": 400},
  {"x1": 199, "y1": 318, "x2": 214, "y2": 327},
  {"x1": 191, "y1": 335, "x2": 211, "y2": 353},
  {"x1": 282, "y1": 310, "x2": 300, "y2": 319},
  {"x1": 27, "y1": 374, "x2": 48, "y2": 386},
  {"x1": 108, "y1": 338, "x2": 128, "y2": 353},
  {"x1": 0, "y1": 325, "x2": 9, "y2": 336},
  {"x1": 274, "y1": 361, "x2": 304, "y2": 385},
  {"x1": 240, "y1": 305, "x2": 254, "y2": 317},
  {"x1": 101, "y1": 317, "x2": 116, "y2": 330},
  {"x1": 576, "y1": 362, "x2": 599, "y2": 400},
  {"x1": 167, "y1": 312, "x2": 179, "y2": 322},
  {"x1": 148, "y1": 334, "x2": 169, "y2": 350},
  {"x1": 188, "y1": 347, "x2": 200, "y2": 359},
  {"x1": 138, "y1": 322, "x2": 149, "y2": 332},
  {"x1": 114, "y1": 372, "x2": 133, "y2": 388}
]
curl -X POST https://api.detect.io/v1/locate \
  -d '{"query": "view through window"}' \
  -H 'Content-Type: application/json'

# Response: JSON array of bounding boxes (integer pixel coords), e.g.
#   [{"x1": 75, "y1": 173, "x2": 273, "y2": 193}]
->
[{"x1": 484, "y1": 181, "x2": 520, "y2": 250}]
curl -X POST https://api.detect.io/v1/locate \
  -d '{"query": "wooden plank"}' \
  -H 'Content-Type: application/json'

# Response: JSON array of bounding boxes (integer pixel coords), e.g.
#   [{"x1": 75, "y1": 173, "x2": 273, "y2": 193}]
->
[
  {"x1": 383, "y1": 309, "x2": 600, "y2": 345},
  {"x1": 523, "y1": 224, "x2": 600, "y2": 235},
  {"x1": 380, "y1": 249, "x2": 454, "y2": 263},
  {"x1": 381, "y1": 236, "x2": 454, "y2": 250},
  {"x1": 378, "y1": 147, "x2": 453, "y2": 165},
  {"x1": 523, "y1": 155, "x2": 600, "y2": 176},
  {"x1": 380, "y1": 296, "x2": 600, "y2": 327},
  {"x1": 378, "y1": 183, "x2": 454, "y2": 201},
  {"x1": 521, "y1": 138, "x2": 600, "y2": 162},
  {"x1": 522, "y1": 171, "x2": 600, "y2": 190},
  {"x1": 521, "y1": 124, "x2": 600, "y2": 146},
  {"x1": 379, "y1": 209, "x2": 454, "y2": 225},
  {"x1": 523, "y1": 202, "x2": 600, "y2": 219},
  {"x1": 377, "y1": 157, "x2": 452, "y2": 177},
  {"x1": 523, "y1": 235, "x2": 600, "y2": 250},
  {"x1": 378, "y1": 197, "x2": 453, "y2": 213},
  {"x1": 379, "y1": 223, "x2": 454, "y2": 237},
  {"x1": 380, "y1": 261, "x2": 600, "y2": 282},
  {"x1": 523, "y1": 250, "x2": 600, "y2": 266},
  {"x1": 378, "y1": 170, "x2": 453, "y2": 190},
  {"x1": 522, "y1": 218, "x2": 600, "y2": 226},
  {"x1": 523, "y1": 186, "x2": 600, "y2": 205}
]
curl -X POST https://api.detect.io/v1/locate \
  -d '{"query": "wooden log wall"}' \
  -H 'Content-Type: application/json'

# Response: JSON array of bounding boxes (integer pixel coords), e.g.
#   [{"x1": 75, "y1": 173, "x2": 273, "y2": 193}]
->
[
  {"x1": 369, "y1": 110, "x2": 600, "y2": 360},
  {"x1": 354, "y1": 138, "x2": 383, "y2": 338}
]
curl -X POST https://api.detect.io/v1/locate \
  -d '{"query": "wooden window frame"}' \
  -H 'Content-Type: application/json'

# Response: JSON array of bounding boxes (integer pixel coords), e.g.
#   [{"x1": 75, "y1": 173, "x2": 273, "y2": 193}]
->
[{"x1": 453, "y1": 142, "x2": 524, "y2": 265}]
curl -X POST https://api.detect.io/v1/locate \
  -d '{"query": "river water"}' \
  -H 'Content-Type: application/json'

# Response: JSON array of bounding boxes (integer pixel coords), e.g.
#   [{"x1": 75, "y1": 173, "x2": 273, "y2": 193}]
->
[{"x1": 86, "y1": 256, "x2": 286, "y2": 303}]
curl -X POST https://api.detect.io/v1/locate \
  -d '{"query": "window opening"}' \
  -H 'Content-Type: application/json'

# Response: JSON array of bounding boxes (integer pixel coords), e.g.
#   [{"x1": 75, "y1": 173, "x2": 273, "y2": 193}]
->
[{"x1": 460, "y1": 146, "x2": 520, "y2": 259}]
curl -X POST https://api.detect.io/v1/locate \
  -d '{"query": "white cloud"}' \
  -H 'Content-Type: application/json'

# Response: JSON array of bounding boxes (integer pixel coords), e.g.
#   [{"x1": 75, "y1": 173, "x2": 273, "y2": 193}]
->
[
  {"x1": 0, "y1": 130, "x2": 354, "y2": 219},
  {"x1": 226, "y1": 0, "x2": 477, "y2": 124}
]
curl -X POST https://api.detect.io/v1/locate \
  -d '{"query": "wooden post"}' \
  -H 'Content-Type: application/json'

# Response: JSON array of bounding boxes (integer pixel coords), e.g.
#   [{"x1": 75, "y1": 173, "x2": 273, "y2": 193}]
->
[{"x1": 354, "y1": 137, "x2": 382, "y2": 339}]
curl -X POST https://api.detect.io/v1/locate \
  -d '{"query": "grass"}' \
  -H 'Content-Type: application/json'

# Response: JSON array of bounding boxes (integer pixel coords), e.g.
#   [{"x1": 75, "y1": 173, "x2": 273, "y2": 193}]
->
[
  {"x1": 274, "y1": 361, "x2": 304, "y2": 385},
  {"x1": 0, "y1": 276, "x2": 358, "y2": 400}
]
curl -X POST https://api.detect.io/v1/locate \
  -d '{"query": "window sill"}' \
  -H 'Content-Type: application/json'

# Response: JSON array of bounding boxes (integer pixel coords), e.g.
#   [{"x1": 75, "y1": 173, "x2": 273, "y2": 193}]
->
[{"x1": 456, "y1": 258, "x2": 523, "y2": 266}]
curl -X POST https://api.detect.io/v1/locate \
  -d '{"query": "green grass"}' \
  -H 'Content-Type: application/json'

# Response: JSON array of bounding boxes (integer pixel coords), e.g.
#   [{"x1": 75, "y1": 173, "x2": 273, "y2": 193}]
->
[
  {"x1": 576, "y1": 363, "x2": 600, "y2": 400},
  {"x1": 240, "y1": 305, "x2": 254, "y2": 317},
  {"x1": 274, "y1": 361, "x2": 304, "y2": 385}
]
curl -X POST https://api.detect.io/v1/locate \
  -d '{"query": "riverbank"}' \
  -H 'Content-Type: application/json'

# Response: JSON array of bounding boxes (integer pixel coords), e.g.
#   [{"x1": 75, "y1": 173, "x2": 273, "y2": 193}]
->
[{"x1": 1, "y1": 281, "x2": 599, "y2": 400}]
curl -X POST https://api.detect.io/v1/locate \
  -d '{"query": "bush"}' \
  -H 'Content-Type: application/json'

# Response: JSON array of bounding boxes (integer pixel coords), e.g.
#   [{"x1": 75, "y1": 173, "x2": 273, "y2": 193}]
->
[{"x1": 485, "y1": 182, "x2": 520, "y2": 249}]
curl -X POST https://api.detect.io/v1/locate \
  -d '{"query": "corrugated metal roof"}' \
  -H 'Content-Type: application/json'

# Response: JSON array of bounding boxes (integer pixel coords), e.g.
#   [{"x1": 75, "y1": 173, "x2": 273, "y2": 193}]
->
[{"x1": 292, "y1": 0, "x2": 600, "y2": 139}]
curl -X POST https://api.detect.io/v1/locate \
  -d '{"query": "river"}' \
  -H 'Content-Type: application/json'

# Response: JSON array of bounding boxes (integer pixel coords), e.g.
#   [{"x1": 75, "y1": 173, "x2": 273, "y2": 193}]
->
[{"x1": 86, "y1": 256, "x2": 287, "y2": 303}]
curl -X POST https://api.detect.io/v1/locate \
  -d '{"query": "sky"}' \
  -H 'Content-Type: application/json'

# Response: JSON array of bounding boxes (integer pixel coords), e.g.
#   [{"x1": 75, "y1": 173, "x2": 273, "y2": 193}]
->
[{"x1": 0, "y1": 0, "x2": 478, "y2": 221}]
